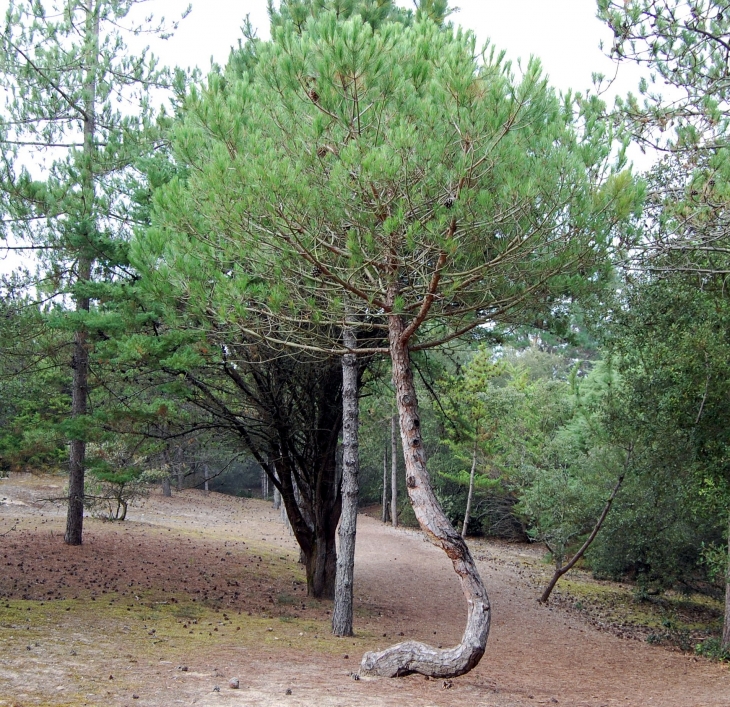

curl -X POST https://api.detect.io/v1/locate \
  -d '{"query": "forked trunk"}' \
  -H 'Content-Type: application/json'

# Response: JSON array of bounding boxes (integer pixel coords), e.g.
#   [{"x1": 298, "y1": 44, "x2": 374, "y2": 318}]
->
[
  {"x1": 332, "y1": 323, "x2": 359, "y2": 636},
  {"x1": 360, "y1": 315, "x2": 490, "y2": 678},
  {"x1": 118, "y1": 497, "x2": 128, "y2": 521}
]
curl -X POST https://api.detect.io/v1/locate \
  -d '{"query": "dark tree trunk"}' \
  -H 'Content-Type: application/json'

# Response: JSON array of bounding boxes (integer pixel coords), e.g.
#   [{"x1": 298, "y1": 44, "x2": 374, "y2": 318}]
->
[
  {"x1": 360, "y1": 313, "x2": 490, "y2": 678},
  {"x1": 162, "y1": 476, "x2": 172, "y2": 497},
  {"x1": 332, "y1": 322, "x2": 360, "y2": 636},
  {"x1": 306, "y1": 522, "x2": 338, "y2": 598},
  {"x1": 176, "y1": 341, "x2": 349, "y2": 599},
  {"x1": 65, "y1": 318, "x2": 89, "y2": 545}
]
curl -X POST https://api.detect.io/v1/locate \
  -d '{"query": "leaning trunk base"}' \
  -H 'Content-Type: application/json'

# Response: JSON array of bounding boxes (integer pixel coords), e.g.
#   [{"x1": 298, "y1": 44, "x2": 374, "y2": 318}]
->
[{"x1": 360, "y1": 599, "x2": 489, "y2": 677}]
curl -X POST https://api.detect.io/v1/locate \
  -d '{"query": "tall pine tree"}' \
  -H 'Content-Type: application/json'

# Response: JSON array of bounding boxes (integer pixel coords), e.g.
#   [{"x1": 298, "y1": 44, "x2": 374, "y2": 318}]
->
[{"x1": 0, "y1": 0, "x2": 183, "y2": 544}]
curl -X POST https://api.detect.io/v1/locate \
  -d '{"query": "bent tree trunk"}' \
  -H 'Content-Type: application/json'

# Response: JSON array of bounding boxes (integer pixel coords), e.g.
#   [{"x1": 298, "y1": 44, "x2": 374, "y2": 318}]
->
[
  {"x1": 332, "y1": 323, "x2": 359, "y2": 636},
  {"x1": 360, "y1": 315, "x2": 490, "y2": 678}
]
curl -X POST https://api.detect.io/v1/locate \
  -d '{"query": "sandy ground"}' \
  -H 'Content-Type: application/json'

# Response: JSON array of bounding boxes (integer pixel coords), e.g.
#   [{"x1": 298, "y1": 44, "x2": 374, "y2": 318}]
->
[{"x1": 1, "y1": 472, "x2": 729, "y2": 707}]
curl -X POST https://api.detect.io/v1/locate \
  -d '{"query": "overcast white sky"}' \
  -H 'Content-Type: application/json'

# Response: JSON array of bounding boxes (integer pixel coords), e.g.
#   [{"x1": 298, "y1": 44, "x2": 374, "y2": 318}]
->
[{"x1": 150, "y1": 0, "x2": 640, "y2": 98}]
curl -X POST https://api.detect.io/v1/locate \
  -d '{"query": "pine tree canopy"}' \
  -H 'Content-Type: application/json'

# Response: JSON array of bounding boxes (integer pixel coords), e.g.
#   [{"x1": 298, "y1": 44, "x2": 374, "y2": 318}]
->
[{"x1": 133, "y1": 12, "x2": 641, "y2": 355}]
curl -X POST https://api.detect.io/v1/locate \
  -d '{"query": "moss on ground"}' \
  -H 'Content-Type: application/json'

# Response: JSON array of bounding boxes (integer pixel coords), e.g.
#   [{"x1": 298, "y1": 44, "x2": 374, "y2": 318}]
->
[{"x1": 550, "y1": 574, "x2": 723, "y2": 652}]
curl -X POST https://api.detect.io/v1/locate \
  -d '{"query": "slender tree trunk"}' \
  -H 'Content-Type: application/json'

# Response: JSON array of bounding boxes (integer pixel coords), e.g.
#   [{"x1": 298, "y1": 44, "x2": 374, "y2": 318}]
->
[
  {"x1": 204, "y1": 464, "x2": 210, "y2": 495},
  {"x1": 360, "y1": 314, "x2": 490, "y2": 678},
  {"x1": 161, "y1": 441, "x2": 172, "y2": 497},
  {"x1": 281, "y1": 502, "x2": 292, "y2": 533},
  {"x1": 273, "y1": 486, "x2": 281, "y2": 509},
  {"x1": 332, "y1": 322, "x2": 359, "y2": 637},
  {"x1": 66, "y1": 309, "x2": 90, "y2": 545},
  {"x1": 65, "y1": 3, "x2": 99, "y2": 546},
  {"x1": 722, "y1": 512, "x2": 730, "y2": 653},
  {"x1": 539, "y1": 473, "x2": 625, "y2": 604},
  {"x1": 261, "y1": 466, "x2": 269, "y2": 500},
  {"x1": 462, "y1": 437, "x2": 478, "y2": 539},
  {"x1": 176, "y1": 451, "x2": 184, "y2": 491},
  {"x1": 391, "y1": 414, "x2": 398, "y2": 528},
  {"x1": 382, "y1": 445, "x2": 389, "y2": 523}
]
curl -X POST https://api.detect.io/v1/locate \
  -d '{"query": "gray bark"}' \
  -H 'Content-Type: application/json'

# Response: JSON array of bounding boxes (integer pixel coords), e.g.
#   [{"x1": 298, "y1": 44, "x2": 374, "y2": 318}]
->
[
  {"x1": 65, "y1": 2, "x2": 99, "y2": 546},
  {"x1": 175, "y1": 445, "x2": 184, "y2": 491},
  {"x1": 161, "y1": 444, "x2": 172, "y2": 497},
  {"x1": 391, "y1": 414, "x2": 398, "y2": 528},
  {"x1": 360, "y1": 312, "x2": 490, "y2": 678},
  {"x1": 281, "y1": 502, "x2": 292, "y2": 533},
  {"x1": 461, "y1": 437, "x2": 478, "y2": 538},
  {"x1": 203, "y1": 464, "x2": 210, "y2": 495},
  {"x1": 332, "y1": 322, "x2": 359, "y2": 637},
  {"x1": 272, "y1": 463, "x2": 281, "y2": 509}
]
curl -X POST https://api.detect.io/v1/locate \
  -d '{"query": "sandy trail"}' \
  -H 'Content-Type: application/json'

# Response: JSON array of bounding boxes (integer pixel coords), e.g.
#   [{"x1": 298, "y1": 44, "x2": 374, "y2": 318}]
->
[{"x1": 1, "y1": 474, "x2": 728, "y2": 707}]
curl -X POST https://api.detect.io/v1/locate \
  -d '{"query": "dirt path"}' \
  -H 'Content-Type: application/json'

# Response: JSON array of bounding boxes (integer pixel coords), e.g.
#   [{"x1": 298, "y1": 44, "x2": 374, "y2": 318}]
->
[
  {"x1": 356, "y1": 518, "x2": 730, "y2": 705},
  {"x1": 1, "y1": 474, "x2": 729, "y2": 707}
]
